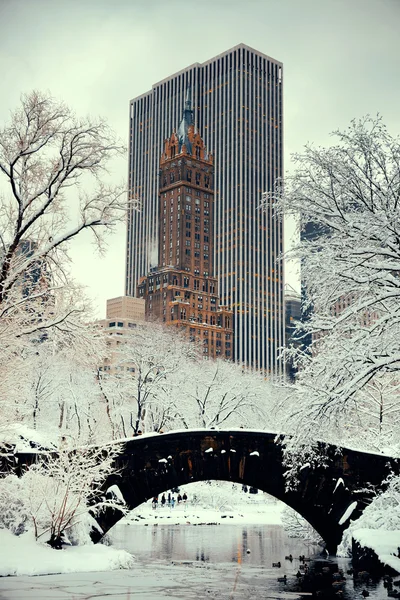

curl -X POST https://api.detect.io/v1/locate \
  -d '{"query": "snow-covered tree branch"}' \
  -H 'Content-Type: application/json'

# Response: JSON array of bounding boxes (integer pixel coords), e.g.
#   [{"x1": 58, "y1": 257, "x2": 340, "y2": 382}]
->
[
  {"x1": 0, "y1": 91, "x2": 134, "y2": 357},
  {"x1": 264, "y1": 116, "x2": 400, "y2": 459}
]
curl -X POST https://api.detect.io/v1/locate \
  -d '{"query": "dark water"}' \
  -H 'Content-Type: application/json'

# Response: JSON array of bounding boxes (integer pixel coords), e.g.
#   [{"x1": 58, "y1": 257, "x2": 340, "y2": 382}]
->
[
  {"x1": 0, "y1": 524, "x2": 391, "y2": 599},
  {"x1": 111, "y1": 523, "x2": 389, "y2": 599}
]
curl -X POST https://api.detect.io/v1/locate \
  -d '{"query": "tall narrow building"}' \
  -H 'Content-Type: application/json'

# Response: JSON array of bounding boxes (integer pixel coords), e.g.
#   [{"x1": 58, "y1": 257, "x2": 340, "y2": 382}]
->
[
  {"x1": 138, "y1": 94, "x2": 233, "y2": 359},
  {"x1": 127, "y1": 43, "x2": 284, "y2": 372}
]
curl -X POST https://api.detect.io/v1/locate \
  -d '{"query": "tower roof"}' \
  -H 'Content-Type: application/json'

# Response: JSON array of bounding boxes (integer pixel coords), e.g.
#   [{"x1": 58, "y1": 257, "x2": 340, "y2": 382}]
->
[{"x1": 177, "y1": 88, "x2": 194, "y2": 154}]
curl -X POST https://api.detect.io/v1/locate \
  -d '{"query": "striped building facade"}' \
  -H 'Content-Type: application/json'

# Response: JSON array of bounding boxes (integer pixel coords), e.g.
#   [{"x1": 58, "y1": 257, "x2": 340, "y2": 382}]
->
[{"x1": 126, "y1": 43, "x2": 284, "y2": 372}]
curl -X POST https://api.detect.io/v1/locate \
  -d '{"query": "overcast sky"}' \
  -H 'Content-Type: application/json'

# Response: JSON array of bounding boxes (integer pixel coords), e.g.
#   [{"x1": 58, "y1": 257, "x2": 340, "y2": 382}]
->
[{"x1": 1, "y1": 0, "x2": 399, "y2": 316}]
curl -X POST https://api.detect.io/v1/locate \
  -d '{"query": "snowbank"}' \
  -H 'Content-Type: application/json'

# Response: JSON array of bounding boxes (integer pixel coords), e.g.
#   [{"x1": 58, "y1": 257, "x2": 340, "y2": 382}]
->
[
  {"x1": 123, "y1": 503, "x2": 283, "y2": 527},
  {"x1": 353, "y1": 529, "x2": 400, "y2": 573},
  {"x1": 0, "y1": 529, "x2": 134, "y2": 577}
]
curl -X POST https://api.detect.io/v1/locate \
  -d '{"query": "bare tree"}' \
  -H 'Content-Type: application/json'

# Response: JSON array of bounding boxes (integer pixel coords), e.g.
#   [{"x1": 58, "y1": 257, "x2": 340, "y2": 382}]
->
[
  {"x1": 97, "y1": 323, "x2": 197, "y2": 436},
  {"x1": 173, "y1": 359, "x2": 269, "y2": 429},
  {"x1": 0, "y1": 91, "x2": 133, "y2": 356}
]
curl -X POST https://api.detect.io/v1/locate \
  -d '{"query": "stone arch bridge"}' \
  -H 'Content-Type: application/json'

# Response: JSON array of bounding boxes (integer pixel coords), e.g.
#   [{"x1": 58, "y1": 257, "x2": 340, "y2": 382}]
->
[{"x1": 8, "y1": 429, "x2": 399, "y2": 555}]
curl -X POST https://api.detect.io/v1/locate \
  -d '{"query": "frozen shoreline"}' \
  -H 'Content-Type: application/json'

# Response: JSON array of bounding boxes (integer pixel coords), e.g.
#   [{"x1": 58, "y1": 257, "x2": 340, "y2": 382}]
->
[
  {"x1": 0, "y1": 499, "x2": 283, "y2": 578},
  {"x1": 121, "y1": 499, "x2": 284, "y2": 527}
]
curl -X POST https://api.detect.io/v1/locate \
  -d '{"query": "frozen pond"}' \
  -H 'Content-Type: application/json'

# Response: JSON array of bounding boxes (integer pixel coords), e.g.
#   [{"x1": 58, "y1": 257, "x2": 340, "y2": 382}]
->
[{"x1": 0, "y1": 523, "x2": 389, "y2": 599}]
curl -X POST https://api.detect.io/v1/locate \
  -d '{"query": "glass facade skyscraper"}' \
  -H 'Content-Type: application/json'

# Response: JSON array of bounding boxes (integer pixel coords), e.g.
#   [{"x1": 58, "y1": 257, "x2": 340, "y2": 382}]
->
[{"x1": 126, "y1": 43, "x2": 284, "y2": 372}]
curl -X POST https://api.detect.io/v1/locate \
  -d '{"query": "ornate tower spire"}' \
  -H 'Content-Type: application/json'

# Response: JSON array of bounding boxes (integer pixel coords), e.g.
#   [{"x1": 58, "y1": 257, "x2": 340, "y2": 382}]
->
[{"x1": 178, "y1": 87, "x2": 194, "y2": 154}]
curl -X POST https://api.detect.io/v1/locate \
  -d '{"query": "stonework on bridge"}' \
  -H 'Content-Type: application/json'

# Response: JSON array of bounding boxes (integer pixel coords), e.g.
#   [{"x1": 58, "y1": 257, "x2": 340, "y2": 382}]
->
[
  {"x1": 6, "y1": 429, "x2": 399, "y2": 555},
  {"x1": 89, "y1": 429, "x2": 399, "y2": 555}
]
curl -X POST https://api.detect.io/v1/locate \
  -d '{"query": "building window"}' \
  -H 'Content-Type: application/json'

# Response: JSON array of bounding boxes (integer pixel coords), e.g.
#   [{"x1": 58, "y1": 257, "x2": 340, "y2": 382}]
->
[
  {"x1": 187, "y1": 169, "x2": 192, "y2": 182},
  {"x1": 108, "y1": 322, "x2": 115, "y2": 328}
]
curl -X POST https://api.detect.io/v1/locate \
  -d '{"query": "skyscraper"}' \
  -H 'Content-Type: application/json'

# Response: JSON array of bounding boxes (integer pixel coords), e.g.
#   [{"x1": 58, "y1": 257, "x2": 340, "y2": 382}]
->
[
  {"x1": 127, "y1": 43, "x2": 284, "y2": 372},
  {"x1": 138, "y1": 93, "x2": 233, "y2": 360}
]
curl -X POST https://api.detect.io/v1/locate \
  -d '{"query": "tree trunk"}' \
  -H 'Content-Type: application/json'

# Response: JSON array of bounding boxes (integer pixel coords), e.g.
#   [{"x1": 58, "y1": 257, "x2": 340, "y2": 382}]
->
[{"x1": 47, "y1": 533, "x2": 63, "y2": 550}]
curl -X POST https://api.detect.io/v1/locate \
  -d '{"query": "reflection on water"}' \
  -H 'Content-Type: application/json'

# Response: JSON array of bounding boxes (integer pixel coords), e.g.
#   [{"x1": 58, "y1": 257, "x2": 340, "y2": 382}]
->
[
  {"x1": 111, "y1": 523, "x2": 388, "y2": 599},
  {"x1": 112, "y1": 522, "x2": 315, "y2": 566}
]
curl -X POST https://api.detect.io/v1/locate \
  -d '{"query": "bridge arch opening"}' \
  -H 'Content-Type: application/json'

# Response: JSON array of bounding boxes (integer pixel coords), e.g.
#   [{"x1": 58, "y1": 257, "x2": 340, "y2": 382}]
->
[{"x1": 114, "y1": 480, "x2": 321, "y2": 547}]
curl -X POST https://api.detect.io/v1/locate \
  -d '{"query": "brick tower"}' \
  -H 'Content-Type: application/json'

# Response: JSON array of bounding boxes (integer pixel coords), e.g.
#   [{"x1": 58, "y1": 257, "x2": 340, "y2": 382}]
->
[{"x1": 138, "y1": 91, "x2": 233, "y2": 359}]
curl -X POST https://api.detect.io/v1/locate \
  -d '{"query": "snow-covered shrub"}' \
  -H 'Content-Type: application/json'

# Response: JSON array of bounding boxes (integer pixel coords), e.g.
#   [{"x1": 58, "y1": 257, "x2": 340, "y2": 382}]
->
[
  {"x1": 338, "y1": 474, "x2": 400, "y2": 556},
  {"x1": 0, "y1": 444, "x2": 126, "y2": 548},
  {"x1": 0, "y1": 475, "x2": 29, "y2": 535}
]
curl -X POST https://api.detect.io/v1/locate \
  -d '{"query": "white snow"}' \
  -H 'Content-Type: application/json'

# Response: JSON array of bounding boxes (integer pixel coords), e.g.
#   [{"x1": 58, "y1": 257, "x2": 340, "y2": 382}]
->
[
  {"x1": 221, "y1": 449, "x2": 226, "y2": 454},
  {"x1": 0, "y1": 423, "x2": 57, "y2": 451},
  {"x1": 230, "y1": 449, "x2": 236, "y2": 453},
  {"x1": 123, "y1": 501, "x2": 284, "y2": 527},
  {"x1": 107, "y1": 484, "x2": 125, "y2": 503},
  {"x1": 158, "y1": 458, "x2": 168, "y2": 463},
  {"x1": 353, "y1": 529, "x2": 400, "y2": 573},
  {"x1": 333, "y1": 477, "x2": 345, "y2": 493},
  {"x1": 299, "y1": 462, "x2": 310, "y2": 471},
  {"x1": 205, "y1": 447, "x2": 213, "y2": 453},
  {"x1": 338, "y1": 501, "x2": 358, "y2": 525},
  {"x1": 249, "y1": 451, "x2": 259, "y2": 457},
  {"x1": 0, "y1": 529, "x2": 134, "y2": 577}
]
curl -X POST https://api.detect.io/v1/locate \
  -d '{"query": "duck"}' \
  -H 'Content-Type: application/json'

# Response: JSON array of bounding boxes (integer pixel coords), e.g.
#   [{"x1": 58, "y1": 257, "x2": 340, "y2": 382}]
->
[
  {"x1": 277, "y1": 575, "x2": 287, "y2": 583},
  {"x1": 272, "y1": 561, "x2": 281, "y2": 568},
  {"x1": 285, "y1": 554, "x2": 293, "y2": 561}
]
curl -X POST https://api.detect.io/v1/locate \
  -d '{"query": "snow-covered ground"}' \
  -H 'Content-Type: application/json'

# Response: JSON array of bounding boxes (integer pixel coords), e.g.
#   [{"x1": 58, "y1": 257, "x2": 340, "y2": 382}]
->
[
  {"x1": 353, "y1": 529, "x2": 400, "y2": 573},
  {"x1": 0, "y1": 529, "x2": 134, "y2": 577},
  {"x1": 0, "y1": 483, "x2": 283, "y2": 578},
  {"x1": 123, "y1": 485, "x2": 284, "y2": 527}
]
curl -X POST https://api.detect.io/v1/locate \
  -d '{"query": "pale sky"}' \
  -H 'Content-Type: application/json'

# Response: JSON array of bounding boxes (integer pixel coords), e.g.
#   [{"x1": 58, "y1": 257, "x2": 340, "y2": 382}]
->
[{"x1": 0, "y1": 0, "x2": 399, "y2": 317}]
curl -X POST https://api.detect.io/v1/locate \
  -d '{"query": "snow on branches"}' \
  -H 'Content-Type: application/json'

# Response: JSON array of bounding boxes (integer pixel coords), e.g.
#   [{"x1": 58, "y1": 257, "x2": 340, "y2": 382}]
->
[
  {"x1": 0, "y1": 443, "x2": 126, "y2": 548},
  {"x1": 0, "y1": 91, "x2": 133, "y2": 358},
  {"x1": 270, "y1": 116, "x2": 400, "y2": 457}
]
